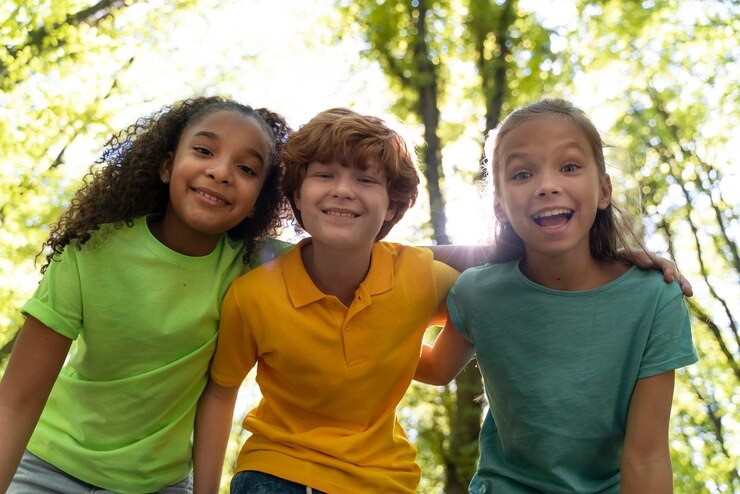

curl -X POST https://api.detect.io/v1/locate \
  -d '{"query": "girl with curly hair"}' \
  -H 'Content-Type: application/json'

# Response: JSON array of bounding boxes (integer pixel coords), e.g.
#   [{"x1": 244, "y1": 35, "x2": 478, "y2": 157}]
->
[{"x1": 0, "y1": 96, "x2": 291, "y2": 494}]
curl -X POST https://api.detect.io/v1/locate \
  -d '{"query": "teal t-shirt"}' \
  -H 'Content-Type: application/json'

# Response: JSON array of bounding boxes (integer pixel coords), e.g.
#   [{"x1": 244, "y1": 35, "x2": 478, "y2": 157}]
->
[
  {"x1": 22, "y1": 216, "x2": 290, "y2": 493},
  {"x1": 448, "y1": 261, "x2": 697, "y2": 494}
]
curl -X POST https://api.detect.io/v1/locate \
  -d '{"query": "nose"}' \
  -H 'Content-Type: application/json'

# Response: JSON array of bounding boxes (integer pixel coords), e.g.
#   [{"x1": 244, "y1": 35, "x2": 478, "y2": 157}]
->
[
  {"x1": 331, "y1": 174, "x2": 356, "y2": 198},
  {"x1": 206, "y1": 160, "x2": 231, "y2": 184},
  {"x1": 536, "y1": 170, "x2": 561, "y2": 197}
]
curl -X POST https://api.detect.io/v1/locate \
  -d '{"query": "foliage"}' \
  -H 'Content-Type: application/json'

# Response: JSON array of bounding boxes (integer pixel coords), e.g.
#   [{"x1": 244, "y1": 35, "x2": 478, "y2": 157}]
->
[
  {"x1": 571, "y1": 1, "x2": 738, "y2": 491},
  {"x1": 0, "y1": 0, "x2": 201, "y2": 361},
  {"x1": 0, "y1": 1, "x2": 736, "y2": 492}
]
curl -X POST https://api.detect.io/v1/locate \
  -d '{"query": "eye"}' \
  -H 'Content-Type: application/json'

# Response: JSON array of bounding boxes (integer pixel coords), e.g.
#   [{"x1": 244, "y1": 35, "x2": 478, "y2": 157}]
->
[
  {"x1": 561, "y1": 163, "x2": 580, "y2": 173},
  {"x1": 511, "y1": 170, "x2": 531, "y2": 181},
  {"x1": 237, "y1": 164, "x2": 257, "y2": 177},
  {"x1": 358, "y1": 176, "x2": 381, "y2": 185},
  {"x1": 193, "y1": 146, "x2": 213, "y2": 156}
]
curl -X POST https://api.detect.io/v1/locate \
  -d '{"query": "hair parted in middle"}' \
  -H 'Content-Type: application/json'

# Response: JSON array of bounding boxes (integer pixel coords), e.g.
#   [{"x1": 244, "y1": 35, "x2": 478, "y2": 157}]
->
[
  {"x1": 281, "y1": 108, "x2": 420, "y2": 241},
  {"x1": 484, "y1": 97, "x2": 652, "y2": 266}
]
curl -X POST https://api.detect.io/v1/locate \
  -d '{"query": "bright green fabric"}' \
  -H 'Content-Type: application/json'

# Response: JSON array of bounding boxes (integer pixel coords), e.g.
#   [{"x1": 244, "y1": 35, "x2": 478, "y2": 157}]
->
[
  {"x1": 448, "y1": 262, "x2": 697, "y2": 494},
  {"x1": 22, "y1": 216, "x2": 289, "y2": 494}
]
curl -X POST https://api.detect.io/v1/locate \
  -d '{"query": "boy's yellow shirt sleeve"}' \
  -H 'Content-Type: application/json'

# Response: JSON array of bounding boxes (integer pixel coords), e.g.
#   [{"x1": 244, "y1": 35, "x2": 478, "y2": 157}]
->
[{"x1": 429, "y1": 254, "x2": 460, "y2": 326}]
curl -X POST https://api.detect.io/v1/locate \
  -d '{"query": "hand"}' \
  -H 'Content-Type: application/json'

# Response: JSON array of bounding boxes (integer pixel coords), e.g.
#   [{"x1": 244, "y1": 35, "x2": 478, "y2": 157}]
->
[{"x1": 623, "y1": 249, "x2": 693, "y2": 297}]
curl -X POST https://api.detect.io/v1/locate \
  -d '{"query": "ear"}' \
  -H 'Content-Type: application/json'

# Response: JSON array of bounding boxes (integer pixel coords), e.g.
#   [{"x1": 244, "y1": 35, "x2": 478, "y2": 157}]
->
[
  {"x1": 494, "y1": 201, "x2": 509, "y2": 223},
  {"x1": 384, "y1": 204, "x2": 397, "y2": 222},
  {"x1": 293, "y1": 189, "x2": 302, "y2": 211},
  {"x1": 598, "y1": 174, "x2": 613, "y2": 210},
  {"x1": 159, "y1": 152, "x2": 174, "y2": 184}
]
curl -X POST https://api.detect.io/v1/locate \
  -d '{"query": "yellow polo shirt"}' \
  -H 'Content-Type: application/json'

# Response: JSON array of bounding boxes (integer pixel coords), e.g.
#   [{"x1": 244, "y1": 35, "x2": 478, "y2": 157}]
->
[{"x1": 211, "y1": 239, "x2": 458, "y2": 493}]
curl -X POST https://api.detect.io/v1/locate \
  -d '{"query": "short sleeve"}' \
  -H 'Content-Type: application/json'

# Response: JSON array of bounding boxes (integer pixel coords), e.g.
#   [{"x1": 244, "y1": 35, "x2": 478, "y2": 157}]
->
[
  {"x1": 21, "y1": 246, "x2": 83, "y2": 340},
  {"x1": 430, "y1": 260, "x2": 459, "y2": 323},
  {"x1": 446, "y1": 273, "x2": 475, "y2": 344},
  {"x1": 638, "y1": 285, "x2": 697, "y2": 379},
  {"x1": 209, "y1": 281, "x2": 260, "y2": 387}
]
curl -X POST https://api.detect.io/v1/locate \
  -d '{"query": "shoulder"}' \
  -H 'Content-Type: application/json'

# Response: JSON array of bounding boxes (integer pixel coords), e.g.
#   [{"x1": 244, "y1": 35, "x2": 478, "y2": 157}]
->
[
  {"x1": 618, "y1": 267, "x2": 684, "y2": 300},
  {"x1": 234, "y1": 243, "x2": 297, "y2": 285},
  {"x1": 379, "y1": 242, "x2": 433, "y2": 261},
  {"x1": 53, "y1": 218, "x2": 142, "y2": 262},
  {"x1": 457, "y1": 260, "x2": 516, "y2": 286},
  {"x1": 247, "y1": 237, "x2": 294, "y2": 268}
]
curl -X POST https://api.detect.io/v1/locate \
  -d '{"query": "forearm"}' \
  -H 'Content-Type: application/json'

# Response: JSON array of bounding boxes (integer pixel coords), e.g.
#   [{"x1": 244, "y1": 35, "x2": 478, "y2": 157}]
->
[
  {"x1": 427, "y1": 244, "x2": 494, "y2": 272},
  {"x1": 0, "y1": 317, "x2": 70, "y2": 491},
  {"x1": 193, "y1": 380, "x2": 239, "y2": 494},
  {"x1": 414, "y1": 344, "x2": 451, "y2": 386},
  {"x1": 0, "y1": 404, "x2": 41, "y2": 491},
  {"x1": 621, "y1": 371, "x2": 676, "y2": 494},
  {"x1": 620, "y1": 454, "x2": 673, "y2": 493},
  {"x1": 414, "y1": 322, "x2": 475, "y2": 386}
]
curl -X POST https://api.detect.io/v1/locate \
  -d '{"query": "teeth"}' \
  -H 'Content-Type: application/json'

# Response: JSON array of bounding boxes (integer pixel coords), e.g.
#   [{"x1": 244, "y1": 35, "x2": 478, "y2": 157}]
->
[
  {"x1": 534, "y1": 208, "x2": 571, "y2": 218},
  {"x1": 326, "y1": 210, "x2": 358, "y2": 218},
  {"x1": 197, "y1": 190, "x2": 226, "y2": 204}
]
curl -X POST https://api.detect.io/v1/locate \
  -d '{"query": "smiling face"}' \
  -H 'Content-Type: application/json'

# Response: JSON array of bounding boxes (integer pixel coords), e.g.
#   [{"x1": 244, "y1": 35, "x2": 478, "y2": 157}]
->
[
  {"x1": 293, "y1": 161, "x2": 396, "y2": 253},
  {"x1": 494, "y1": 115, "x2": 612, "y2": 261},
  {"x1": 158, "y1": 109, "x2": 273, "y2": 254}
]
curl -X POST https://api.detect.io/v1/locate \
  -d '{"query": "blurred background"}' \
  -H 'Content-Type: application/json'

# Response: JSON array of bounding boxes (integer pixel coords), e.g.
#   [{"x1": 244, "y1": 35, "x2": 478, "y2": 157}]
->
[{"x1": 0, "y1": 0, "x2": 737, "y2": 492}]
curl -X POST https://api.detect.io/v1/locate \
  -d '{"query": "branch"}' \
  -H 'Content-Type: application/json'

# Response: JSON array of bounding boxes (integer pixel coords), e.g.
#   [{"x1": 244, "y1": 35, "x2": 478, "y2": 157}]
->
[
  {"x1": 658, "y1": 220, "x2": 739, "y2": 380},
  {"x1": 1, "y1": 0, "x2": 134, "y2": 87},
  {"x1": 646, "y1": 87, "x2": 739, "y2": 274},
  {"x1": 631, "y1": 104, "x2": 739, "y2": 350}
]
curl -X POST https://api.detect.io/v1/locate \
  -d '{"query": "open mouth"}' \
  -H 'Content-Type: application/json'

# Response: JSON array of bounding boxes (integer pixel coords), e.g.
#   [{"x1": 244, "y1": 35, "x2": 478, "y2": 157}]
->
[{"x1": 532, "y1": 208, "x2": 573, "y2": 228}]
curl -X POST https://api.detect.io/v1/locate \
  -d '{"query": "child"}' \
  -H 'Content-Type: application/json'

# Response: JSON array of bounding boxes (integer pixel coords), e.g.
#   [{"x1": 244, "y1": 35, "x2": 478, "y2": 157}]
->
[
  {"x1": 0, "y1": 96, "x2": 291, "y2": 494},
  {"x1": 193, "y1": 108, "x2": 460, "y2": 494},
  {"x1": 414, "y1": 99, "x2": 698, "y2": 493}
]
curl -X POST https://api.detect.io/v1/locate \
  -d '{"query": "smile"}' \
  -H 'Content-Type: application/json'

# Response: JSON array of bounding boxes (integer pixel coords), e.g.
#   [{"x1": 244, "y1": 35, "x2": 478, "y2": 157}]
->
[
  {"x1": 324, "y1": 209, "x2": 359, "y2": 218},
  {"x1": 194, "y1": 188, "x2": 229, "y2": 205},
  {"x1": 532, "y1": 208, "x2": 573, "y2": 227}
]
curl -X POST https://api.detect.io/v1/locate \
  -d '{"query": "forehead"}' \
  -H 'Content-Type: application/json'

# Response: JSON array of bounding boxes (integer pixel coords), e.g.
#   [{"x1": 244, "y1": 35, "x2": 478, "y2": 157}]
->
[
  {"x1": 498, "y1": 115, "x2": 593, "y2": 158},
  {"x1": 186, "y1": 110, "x2": 270, "y2": 145}
]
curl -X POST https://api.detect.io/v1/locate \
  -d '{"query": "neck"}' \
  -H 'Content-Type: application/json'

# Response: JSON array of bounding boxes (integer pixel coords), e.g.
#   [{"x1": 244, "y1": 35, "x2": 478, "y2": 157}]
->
[
  {"x1": 148, "y1": 217, "x2": 221, "y2": 257},
  {"x1": 301, "y1": 240, "x2": 373, "y2": 306}
]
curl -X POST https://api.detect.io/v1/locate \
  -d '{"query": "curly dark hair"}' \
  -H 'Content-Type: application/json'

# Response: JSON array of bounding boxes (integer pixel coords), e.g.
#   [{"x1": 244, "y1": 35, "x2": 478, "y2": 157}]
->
[{"x1": 41, "y1": 96, "x2": 291, "y2": 273}]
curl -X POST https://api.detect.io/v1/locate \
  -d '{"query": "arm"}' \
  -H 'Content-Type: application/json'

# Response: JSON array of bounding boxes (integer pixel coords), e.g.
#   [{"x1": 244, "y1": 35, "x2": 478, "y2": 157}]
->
[
  {"x1": 620, "y1": 249, "x2": 693, "y2": 297},
  {"x1": 193, "y1": 378, "x2": 240, "y2": 494},
  {"x1": 427, "y1": 245, "x2": 494, "y2": 273},
  {"x1": 414, "y1": 318, "x2": 475, "y2": 386},
  {"x1": 0, "y1": 316, "x2": 71, "y2": 491},
  {"x1": 621, "y1": 371, "x2": 675, "y2": 494}
]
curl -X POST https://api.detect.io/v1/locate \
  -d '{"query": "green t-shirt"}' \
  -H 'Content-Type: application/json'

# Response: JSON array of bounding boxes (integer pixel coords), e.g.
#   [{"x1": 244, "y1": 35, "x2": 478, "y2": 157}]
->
[
  {"x1": 448, "y1": 261, "x2": 697, "y2": 494},
  {"x1": 22, "y1": 216, "x2": 289, "y2": 493}
]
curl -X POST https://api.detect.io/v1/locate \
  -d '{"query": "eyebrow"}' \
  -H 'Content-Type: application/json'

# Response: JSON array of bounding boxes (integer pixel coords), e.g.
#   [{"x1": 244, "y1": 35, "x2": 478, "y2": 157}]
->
[
  {"x1": 192, "y1": 130, "x2": 267, "y2": 165},
  {"x1": 504, "y1": 141, "x2": 588, "y2": 167}
]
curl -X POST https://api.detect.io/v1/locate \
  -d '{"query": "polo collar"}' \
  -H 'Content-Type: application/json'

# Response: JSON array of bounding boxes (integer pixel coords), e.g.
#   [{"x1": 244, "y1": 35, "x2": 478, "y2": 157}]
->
[{"x1": 284, "y1": 238, "x2": 394, "y2": 308}]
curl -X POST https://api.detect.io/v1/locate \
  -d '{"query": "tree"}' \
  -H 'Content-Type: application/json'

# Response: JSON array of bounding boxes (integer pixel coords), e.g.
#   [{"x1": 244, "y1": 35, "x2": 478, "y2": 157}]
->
[
  {"x1": 573, "y1": 1, "x2": 738, "y2": 491},
  {"x1": 332, "y1": 1, "x2": 574, "y2": 491},
  {"x1": 0, "y1": 0, "x2": 199, "y2": 362}
]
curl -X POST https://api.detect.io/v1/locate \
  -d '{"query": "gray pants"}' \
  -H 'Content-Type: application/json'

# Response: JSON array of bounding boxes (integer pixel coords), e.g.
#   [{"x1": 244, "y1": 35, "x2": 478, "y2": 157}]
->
[{"x1": 8, "y1": 450, "x2": 192, "y2": 494}]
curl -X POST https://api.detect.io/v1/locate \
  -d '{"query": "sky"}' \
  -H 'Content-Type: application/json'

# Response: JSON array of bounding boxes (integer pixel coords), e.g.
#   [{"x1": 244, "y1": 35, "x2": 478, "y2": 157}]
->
[{"x1": 69, "y1": 0, "x2": 496, "y2": 245}]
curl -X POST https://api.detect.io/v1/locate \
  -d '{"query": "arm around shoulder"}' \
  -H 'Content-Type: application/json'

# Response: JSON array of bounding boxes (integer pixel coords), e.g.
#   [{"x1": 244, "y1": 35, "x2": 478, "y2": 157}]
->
[
  {"x1": 414, "y1": 318, "x2": 475, "y2": 386},
  {"x1": 0, "y1": 316, "x2": 71, "y2": 491},
  {"x1": 621, "y1": 371, "x2": 675, "y2": 494},
  {"x1": 427, "y1": 244, "x2": 494, "y2": 273},
  {"x1": 193, "y1": 377, "x2": 240, "y2": 494}
]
